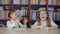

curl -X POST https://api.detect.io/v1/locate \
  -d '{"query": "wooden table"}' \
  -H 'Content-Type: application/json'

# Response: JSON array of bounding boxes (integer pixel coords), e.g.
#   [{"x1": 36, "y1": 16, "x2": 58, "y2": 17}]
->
[{"x1": 0, "y1": 27, "x2": 60, "y2": 34}]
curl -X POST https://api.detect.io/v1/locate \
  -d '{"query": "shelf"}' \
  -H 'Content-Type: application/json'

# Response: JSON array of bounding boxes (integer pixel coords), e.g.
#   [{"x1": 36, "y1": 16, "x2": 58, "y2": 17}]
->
[
  {"x1": 31, "y1": 5, "x2": 46, "y2": 10},
  {"x1": 13, "y1": 4, "x2": 29, "y2": 7},
  {"x1": 0, "y1": 4, "x2": 11, "y2": 6},
  {"x1": 48, "y1": 5, "x2": 60, "y2": 8},
  {"x1": 0, "y1": 19, "x2": 8, "y2": 20}
]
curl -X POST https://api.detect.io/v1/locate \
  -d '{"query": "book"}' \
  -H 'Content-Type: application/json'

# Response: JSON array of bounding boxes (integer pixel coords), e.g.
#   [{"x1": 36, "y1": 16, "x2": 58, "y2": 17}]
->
[
  {"x1": 25, "y1": 0, "x2": 29, "y2": 4},
  {"x1": 57, "y1": 0, "x2": 60, "y2": 5},
  {"x1": 48, "y1": 8, "x2": 54, "y2": 20},
  {"x1": 30, "y1": 0, "x2": 38, "y2": 5},
  {"x1": 40, "y1": 0, "x2": 46, "y2": 5},
  {"x1": 51, "y1": 0, "x2": 57, "y2": 5},
  {"x1": 21, "y1": 0, "x2": 26, "y2": 4},
  {"x1": 0, "y1": 7, "x2": 3, "y2": 19},
  {"x1": 13, "y1": 0, "x2": 20, "y2": 4},
  {"x1": 56, "y1": 9, "x2": 60, "y2": 20},
  {"x1": 48, "y1": 0, "x2": 51, "y2": 5},
  {"x1": 30, "y1": 10, "x2": 37, "y2": 20},
  {"x1": 0, "y1": 10, "x2": 3, "y2": 19},
  {"x1": 0, "y1": 0, "x2": 2, "y2": 4},
  {"x1": 3, "y1": 10, "x2": 8, "y2": 19},
  {"x1": 2, "y1": 0, "x2": 11, "y2": 4},
  {"x1": 16, "y1": 7, "x2": 28, "y2": 20}
]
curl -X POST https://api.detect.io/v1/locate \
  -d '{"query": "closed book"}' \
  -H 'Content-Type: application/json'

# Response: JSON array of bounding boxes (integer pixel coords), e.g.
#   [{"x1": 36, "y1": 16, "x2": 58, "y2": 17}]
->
[
  {"x1": 40, "y1": 0, "x2": 46, "y2": 5},
  {"x1": 57, "y1": 0, "x2": 60, "y2": 5},
  {"x1": 25, "y1": 0, "x2": 29, "y2": 4},
  {"x1": 0, "y1": 0, "x2": 2, "y2": 4},
  {"x1": 51, "y1": 0, "x2": 57, "y2": 5},
  {"x1": 48, "y1": 8, "x2": 54, "y2": 20},
  {"x1": 13, "y1": 0, "x2": 20, "y2": 4},
  {"x1": 48, "y1": 0, "x2": 51, "y2": 5},
  {"x1": 3, "y1": 10, "x2": 8, "y2": 19},
  {"x1": 0, "y1": 10, "x2": 3, "y2": 19}
]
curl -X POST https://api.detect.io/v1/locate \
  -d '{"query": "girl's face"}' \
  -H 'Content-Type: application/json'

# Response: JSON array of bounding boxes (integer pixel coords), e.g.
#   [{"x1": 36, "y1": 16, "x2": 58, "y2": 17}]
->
[
  {"x1": 23, "y1": 18, "x2": 28, "y2": 24},
  {"x1": 40, "y1": 11, "x2": 47, "y2": 21},
  {"x1": 10, "y1": 12, "x2": 17, "y2": 20}
]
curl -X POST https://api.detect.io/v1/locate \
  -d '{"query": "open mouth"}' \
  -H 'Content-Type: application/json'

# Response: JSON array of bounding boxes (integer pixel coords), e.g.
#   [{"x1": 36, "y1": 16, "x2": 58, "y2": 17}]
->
[{"x1": 42, "y1": 17, "x2": 44, "y2": 18}]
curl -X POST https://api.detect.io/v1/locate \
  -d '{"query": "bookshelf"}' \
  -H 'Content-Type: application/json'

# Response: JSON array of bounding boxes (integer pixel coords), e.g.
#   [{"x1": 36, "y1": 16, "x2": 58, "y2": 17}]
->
[{"x1": 0, "y1": 0, "x2": 60, "y2": 21}]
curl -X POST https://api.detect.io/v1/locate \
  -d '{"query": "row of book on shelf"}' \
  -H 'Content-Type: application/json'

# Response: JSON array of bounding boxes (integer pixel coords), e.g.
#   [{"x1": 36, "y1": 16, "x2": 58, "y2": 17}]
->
[
  {"x1": 0, "y1": 6, "x2": 60, "y2": 20},
  {"x1": 0, "y1": 0, "x2": 60, "y2": 5}
]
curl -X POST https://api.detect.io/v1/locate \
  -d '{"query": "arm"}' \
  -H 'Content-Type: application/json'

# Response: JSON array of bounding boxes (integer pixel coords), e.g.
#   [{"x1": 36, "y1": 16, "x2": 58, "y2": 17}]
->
[
  {"x1": 31, "y1": 21, "x2": 39, "y2": 28},
  {"x1": 50, "y1": 20, "x2": 58, "y2": 29},
  {"x1": 18, "y1": 23, "x2": 27, "y2": 28}
]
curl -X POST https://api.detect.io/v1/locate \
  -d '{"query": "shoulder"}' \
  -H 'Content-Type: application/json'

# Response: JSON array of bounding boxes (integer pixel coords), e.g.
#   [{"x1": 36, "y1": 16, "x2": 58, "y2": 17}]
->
[{"x1": 6, "y1": 20, "x2": 11, "y2": 24}]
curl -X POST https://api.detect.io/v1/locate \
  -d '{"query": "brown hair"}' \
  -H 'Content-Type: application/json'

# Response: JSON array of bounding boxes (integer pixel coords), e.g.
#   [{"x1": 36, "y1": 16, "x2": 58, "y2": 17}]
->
[
  {"x1": 8, "y1": 10, "x2": 16, "y2": 20},
  {"x1": 37, "y1": 10, "x2": 52, "y2": 27}
]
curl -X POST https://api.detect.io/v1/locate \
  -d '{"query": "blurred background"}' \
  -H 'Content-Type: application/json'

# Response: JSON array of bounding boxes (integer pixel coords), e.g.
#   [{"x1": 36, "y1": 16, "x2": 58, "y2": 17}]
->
[{"x1": 0, "y1": 0, "x2": 60, "y2": 28}]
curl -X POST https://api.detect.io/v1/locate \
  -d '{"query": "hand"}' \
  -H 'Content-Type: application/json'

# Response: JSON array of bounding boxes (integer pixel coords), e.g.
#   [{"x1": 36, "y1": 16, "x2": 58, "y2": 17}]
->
[
  {"x1": 15, "y1": 18, "x2": 20, "y2": 23},
  {"x1": 23, "y1": 20, "x2": 28, "y2": 24}
]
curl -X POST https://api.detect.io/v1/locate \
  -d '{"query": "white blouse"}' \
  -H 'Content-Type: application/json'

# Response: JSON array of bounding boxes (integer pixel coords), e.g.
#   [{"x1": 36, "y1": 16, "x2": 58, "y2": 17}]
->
[
  {"x1": 32, "y1": 20, "x2": 58, "y2": 27},
  {"x1": 7, "y1": 20, "x2": 27, "y2": 28}
]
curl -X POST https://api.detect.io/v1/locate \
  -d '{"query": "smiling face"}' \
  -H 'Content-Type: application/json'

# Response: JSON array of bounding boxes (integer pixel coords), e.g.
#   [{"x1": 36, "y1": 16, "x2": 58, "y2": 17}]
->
[
  {"x1": 23, "y1": 18, "x2": 28, "y2": 24},
  {"x1": 40, "y1": 11, "x2": 47, "y2": 21}
]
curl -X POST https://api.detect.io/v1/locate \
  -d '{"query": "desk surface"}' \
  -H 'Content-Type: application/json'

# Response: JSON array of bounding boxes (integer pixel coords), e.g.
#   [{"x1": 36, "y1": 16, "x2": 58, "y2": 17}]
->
[{"x1": 0, "y1": 27, "x2": 60, "y2": 34}]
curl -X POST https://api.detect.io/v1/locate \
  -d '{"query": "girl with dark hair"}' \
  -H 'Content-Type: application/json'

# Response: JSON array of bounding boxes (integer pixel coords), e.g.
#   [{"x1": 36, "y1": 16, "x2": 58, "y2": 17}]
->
[{"x1": 20, "y1": 16, "x2": 31, "y2": 28}]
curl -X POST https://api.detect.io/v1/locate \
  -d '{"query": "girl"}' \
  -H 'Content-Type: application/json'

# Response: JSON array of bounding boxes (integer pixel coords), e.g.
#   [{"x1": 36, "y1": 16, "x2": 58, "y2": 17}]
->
[
  {"x1": 32, "y1": 10, "x2": 58, "y2": 30},
  {"x1": 7, "y1": 10, "x2": 30, "y2": 28},
  {"x1": 20, "y1": 16, "x2": 31, "y2": 28},
  {"x1": 7, "y1": 10, "x2": 20, "y2": 28}
]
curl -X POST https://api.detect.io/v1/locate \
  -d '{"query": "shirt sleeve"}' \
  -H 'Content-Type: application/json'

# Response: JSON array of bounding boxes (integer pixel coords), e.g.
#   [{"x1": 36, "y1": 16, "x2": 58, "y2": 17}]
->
[
  {"x1": 19, "y1": 23, "x2": 24, "y2": 26},
  {"x1": 19, "y1": 23, "x2": 27, "y2": 28},
  {"x1": 32, "y1": 21, "x2": 38, "y2": 27},
  {"x1": 51, "y1": 20, "x2": 58, "y2": 27},
  {"x1": 7, "y1": 21, "x2": 15, "y2": 28}
]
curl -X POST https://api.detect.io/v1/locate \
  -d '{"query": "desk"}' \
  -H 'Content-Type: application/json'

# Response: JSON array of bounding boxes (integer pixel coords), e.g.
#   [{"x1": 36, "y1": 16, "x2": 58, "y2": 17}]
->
[{"x1": 0, "y1": 27, "x2": 60, "y2": 34}]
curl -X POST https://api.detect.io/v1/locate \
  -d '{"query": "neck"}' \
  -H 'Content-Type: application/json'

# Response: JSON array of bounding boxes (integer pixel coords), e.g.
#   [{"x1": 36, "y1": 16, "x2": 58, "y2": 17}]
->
[
  {"x1": 10, "y1": 19, "x2": 15, "y2": 21},
  {"x1": 41, "y1": 20, "x2": 46, "y2": 21}
]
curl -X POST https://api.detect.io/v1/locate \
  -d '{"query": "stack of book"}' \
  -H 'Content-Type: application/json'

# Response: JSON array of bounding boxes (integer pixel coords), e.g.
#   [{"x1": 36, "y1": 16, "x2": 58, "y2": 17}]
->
[
  {"x1": 48, "y1": 8, "x2": 54, "y2": 20},
  {"x1": 16, "y1": 7, "x2": 28, "y2": 20},
  {"x1": 48, "y1": 0, "x2": 57, "y2": 5},
  {"x1": 13, "y1": 0, "x2": 29, "y2": 4},
  {"x1": 0, "y1": 6, "x2": 3, "y2": 19},
  {"x1": 30, "y1": 0, "x2": 46, "y2": 5},
  {"x1": 57, "y1": 0, "x2": 60, "y2": 5},
  {"x1": 2, "y1": 10, "x2": 8, "y2": 19},
  {"x1": 30, "y1": 10, "x2": 37, "y2": 20},
  {"x1": 2, "y1": 0, "x2": 11, "y2": 4},
  {"x1": 0, "y1": 6, "x2": 8, "y2": 19}
]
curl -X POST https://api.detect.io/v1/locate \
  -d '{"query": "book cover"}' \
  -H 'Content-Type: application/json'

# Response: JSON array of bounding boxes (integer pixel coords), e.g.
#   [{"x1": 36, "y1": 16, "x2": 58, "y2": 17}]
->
[
  {"x1": 0, "y1": 0, "x2": 2, "y2": 4},
  {"x1": 25, "y1": 0, "x2": 29, "y2": 4},
  {"x1": 48, "y1": 8, "x2": 54, "y2": 20},
  {"x1": 21, "y1": 0, "x2": 26, "y2": 4},
  {"x1": 3, "y1": 10, "x2": 8, "y2": 19},
  {"x1": 0, "y1": 10, "x2": 3, "y2": 19},
  {"x1": 30, "y1": 10, "x2": 37, "y2": 20},
  {"x1": 51, "y1": 0, "x2": 57, "y2": 5},
  {"x1": 13, "y1": 0, "x2": 20, "y2": 4},
  {"x1": 40, "y1": 0, "x2": 46, "y2": 5},
  {"x1": 48, "y1": 0, "x2": 51, "y2": 5},
  {"x1": 57, "y1": 0, "x2": 60, "y2": 5},
  {"x1": 0, "y1": 6, "x2": 3, "y2": 19}
]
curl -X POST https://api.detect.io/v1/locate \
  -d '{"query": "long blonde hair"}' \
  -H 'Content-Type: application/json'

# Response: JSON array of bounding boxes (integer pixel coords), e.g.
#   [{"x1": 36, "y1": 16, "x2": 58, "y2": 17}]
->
[{"x1": 37, "y1": 10, "x2": 51, "y2": 27}]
